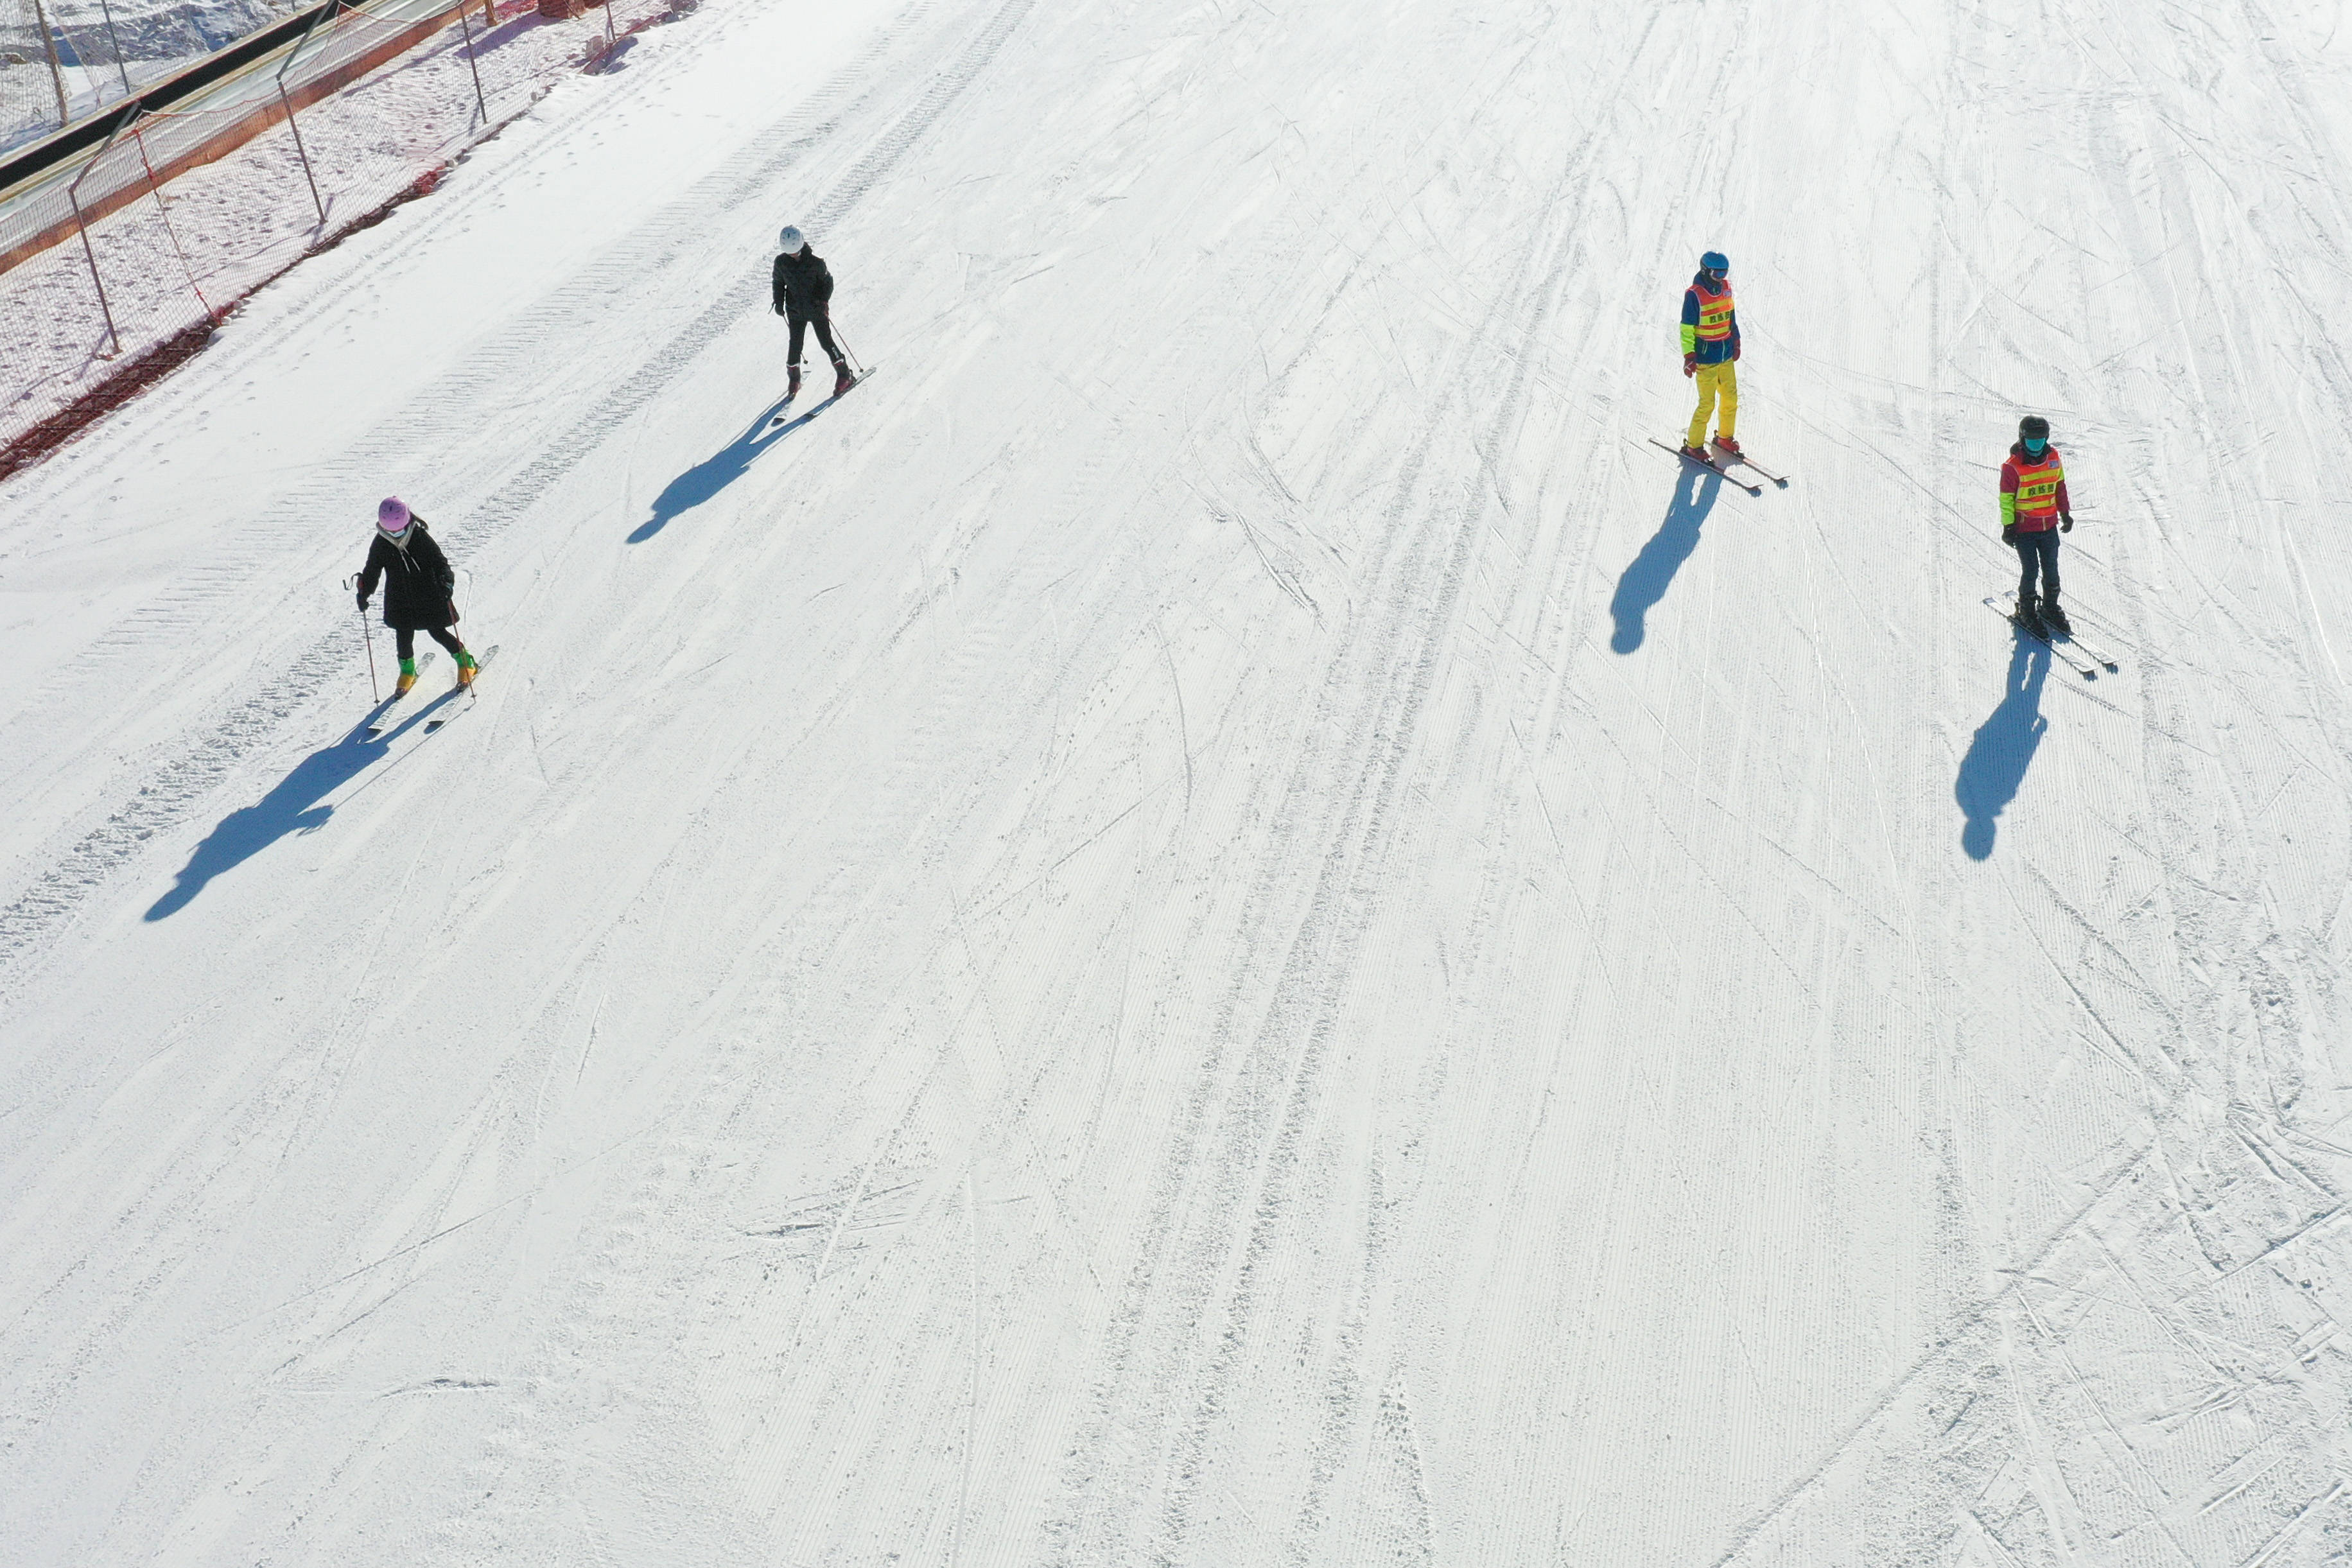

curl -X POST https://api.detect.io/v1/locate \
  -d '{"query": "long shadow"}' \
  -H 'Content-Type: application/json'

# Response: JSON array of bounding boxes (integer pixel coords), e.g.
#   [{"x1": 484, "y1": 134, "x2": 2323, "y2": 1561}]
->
[
  {"x1": 144, "y1": 691, "x2": 461, "y2": 920},
  {"x1": 629, "y1": 393, "x2": 802, "y2": 543},
  {"x1": 1609, "y1": 466, "x2": 1723, "y2": 653},
  {"x1": 1955, "y1": 632, "x2": 2051, "y2": 860}
]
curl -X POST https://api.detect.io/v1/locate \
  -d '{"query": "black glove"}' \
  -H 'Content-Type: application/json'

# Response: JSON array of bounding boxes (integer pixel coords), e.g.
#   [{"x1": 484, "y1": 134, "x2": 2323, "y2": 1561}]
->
[
  {"x1": 2060, "y1": 512, "x2": 2073, "y2": 532},
  {"x1": 356, "y1": 589, "x2": 370, "y2": 611},
  {"x1": 2001, "y1": 523, "x2": 2017, "y2": 544}
]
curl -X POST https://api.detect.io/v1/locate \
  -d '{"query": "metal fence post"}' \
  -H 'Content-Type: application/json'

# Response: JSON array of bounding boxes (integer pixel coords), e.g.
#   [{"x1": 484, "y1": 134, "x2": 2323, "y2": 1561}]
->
[
  {"x1": 28, "y1": 0, "x2": 71, "y2": 126},
  {"x1": 94, "y1": 0, "x2": 134, "y2": 96},
  {"x1": 66, "y1": 108, "x2": 140, "y2": 357},
  {"x1": 275, "y1": 0, "x2": 338, "y2": 229},
  {"x1": 457, "y1": 3, "x2": 489, "y2": 125}
]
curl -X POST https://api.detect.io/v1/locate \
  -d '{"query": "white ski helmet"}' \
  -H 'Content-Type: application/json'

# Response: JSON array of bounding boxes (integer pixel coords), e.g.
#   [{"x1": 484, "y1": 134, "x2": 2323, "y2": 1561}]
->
[{"x1": 778, "y1": 224, "x2": 807, "y2": 254}]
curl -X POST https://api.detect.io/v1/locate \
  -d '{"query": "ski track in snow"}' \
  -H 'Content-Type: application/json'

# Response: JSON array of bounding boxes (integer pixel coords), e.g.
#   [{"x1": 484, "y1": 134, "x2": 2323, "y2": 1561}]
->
[{"x1": 3, "y1": 0, "x2": 2352, "y2": 1562}]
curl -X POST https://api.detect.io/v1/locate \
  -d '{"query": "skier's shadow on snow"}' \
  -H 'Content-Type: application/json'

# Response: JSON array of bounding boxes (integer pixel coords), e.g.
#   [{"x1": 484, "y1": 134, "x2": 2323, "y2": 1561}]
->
[
  {"x1": 143, "y1": 695, "x2": 458, "y2": 920},
  {"x1": 630, "y1": 394, "x2": 801, "y2": 543},
  {"x1": 1955, "y1": 633, "x2": 2051, "y2": 860},
  {"x1": 1610, "y1": 467, "x2": 1723, "y2": 653}
]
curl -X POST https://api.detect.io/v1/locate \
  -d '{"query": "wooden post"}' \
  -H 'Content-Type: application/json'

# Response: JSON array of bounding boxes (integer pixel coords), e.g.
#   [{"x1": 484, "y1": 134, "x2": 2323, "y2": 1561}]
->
[{"x1": 28, "y1": 0, "x2": 71, "y2": 127}]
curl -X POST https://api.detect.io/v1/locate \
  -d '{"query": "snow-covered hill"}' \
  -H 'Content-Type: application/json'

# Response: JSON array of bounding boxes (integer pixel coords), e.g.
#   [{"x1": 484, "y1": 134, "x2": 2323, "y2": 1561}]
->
[{"x1": 4, "y1": 0, "x2": 2352, "y2": 1562}]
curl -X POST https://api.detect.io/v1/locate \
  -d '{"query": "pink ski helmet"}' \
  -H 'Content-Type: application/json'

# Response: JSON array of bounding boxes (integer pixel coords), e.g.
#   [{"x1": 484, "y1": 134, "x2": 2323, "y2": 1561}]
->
[{"x1": 377, "y1": 497, "x2": 412, "y2": 532}]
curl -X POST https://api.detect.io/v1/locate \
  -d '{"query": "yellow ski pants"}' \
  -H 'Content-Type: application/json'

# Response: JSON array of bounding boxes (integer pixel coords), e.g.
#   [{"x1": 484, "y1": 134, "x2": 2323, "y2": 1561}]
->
[{"x1": 1686, "y1": 361, "x2": 1738, "y2": 448}]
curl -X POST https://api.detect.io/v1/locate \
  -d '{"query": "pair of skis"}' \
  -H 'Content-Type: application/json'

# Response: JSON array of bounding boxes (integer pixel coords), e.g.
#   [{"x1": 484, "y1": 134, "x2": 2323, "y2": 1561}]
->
[
  {"x1": 362, "y1": 645, "x2": 499, "y2": 737},
  {"x1": 1649, "y1": 437, "x2": 1788, "y2": 496},
  {"x1": 769, "y1": 365, "x2": 876, "y2": 428},
  {"x1": 1985, "y1": 599, "x2": 2119, "y2": 679},
  {"x1": 424, "y1": 646, "x2": 498, "y2": 731}
]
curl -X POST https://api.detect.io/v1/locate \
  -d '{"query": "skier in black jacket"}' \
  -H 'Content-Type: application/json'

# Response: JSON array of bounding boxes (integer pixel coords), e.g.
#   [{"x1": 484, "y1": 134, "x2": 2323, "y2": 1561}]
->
[
  {"x1": 356, "y1": 498, "x2": 479, "y2": 696},
  {"x1": 771, "y1": 224, "x2": 853, "y2": 401}
]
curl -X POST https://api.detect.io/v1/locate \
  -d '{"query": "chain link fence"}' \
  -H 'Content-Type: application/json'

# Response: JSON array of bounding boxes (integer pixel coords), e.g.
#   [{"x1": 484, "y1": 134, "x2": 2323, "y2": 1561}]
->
[
  {"x1": 2, "y1": 0, "x2": 693, "y2": 475},
  {"x1": 3, "y1": 0, "x2": 311, "y2": 154}
]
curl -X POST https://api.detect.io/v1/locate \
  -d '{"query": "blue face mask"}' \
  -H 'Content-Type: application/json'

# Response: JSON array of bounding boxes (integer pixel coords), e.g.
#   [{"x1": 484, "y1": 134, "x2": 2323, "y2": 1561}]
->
[{"x1": 2023, "y1": 438, "x2": 2046, "y2": 457}]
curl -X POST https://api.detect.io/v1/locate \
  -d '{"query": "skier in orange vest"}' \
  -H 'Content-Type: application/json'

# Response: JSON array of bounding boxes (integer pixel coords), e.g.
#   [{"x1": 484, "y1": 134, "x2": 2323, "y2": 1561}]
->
[
  {"x1": 2001, "y1": 415, "x2": 2073, "y2": 636},
  {"x1": 1679, "y1": 250, "x2": 1740, "y2": 461}
]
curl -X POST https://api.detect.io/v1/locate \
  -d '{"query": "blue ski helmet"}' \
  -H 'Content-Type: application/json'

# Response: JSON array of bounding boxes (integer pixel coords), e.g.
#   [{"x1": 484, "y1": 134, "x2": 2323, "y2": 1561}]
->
[{"x1": 1700, "y1": 250, "x2": 1729, "y2": 274}]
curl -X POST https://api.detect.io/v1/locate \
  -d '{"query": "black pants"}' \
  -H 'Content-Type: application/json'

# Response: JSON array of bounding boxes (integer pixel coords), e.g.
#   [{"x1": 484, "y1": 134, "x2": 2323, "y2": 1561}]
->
[
  {"x1": 2013, "y1": 528, "x2": 2060, "y2": 603},
  {"x1": 788, "y1": 310, "x2": 842, "y2": 368},
  {"x1": 396, "y1": 625, "x2": 465, "y2": 661}
]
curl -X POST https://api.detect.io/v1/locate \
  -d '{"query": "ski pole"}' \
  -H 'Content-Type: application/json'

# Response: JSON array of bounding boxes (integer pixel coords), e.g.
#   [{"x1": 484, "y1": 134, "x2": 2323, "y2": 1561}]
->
[
  {"x1": 346, "y1": 575, "x2": 379, "y2": 702},
  {"x1": 833, "y1": 323, "x2": 866, "y2": 377}
]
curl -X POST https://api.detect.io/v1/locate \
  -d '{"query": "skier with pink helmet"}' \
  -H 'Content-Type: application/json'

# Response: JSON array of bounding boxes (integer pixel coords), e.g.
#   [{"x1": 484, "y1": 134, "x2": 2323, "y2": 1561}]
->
[{"x1": 356, "y1": 498, "x2": 479, "y2": 697}]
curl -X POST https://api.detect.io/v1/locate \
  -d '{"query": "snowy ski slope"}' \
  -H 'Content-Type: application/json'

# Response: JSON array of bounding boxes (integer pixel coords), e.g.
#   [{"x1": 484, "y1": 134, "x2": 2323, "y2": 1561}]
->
[{"x1": 5, "y1": 0, "x2": 2352, "y2": 1562}]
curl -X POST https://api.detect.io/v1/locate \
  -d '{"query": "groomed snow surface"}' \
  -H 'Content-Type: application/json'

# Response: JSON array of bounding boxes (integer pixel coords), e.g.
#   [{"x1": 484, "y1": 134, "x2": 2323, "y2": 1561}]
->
[{"x1": 5, "y1": 0, "x2": 2352, "y2": 1562}]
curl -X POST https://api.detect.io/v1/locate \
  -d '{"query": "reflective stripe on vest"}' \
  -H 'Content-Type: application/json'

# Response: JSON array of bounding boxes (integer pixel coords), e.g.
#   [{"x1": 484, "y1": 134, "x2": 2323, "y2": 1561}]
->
[
  {"x1": 1693, "y1": 283, "x2": 1734, "y2": 342},
  {"x1": 2013, "y1": 450, "x2": 2064, "y2": 516}
]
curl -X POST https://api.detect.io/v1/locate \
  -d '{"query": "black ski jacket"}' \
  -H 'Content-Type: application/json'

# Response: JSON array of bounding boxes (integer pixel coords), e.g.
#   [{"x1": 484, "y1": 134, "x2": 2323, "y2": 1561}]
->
[
  {"x1": 772, "y1": 248, "x2": 835, "y2": 319},
  {"x1": 358, "y1": 520, "x2": 458, "y2": 630}
]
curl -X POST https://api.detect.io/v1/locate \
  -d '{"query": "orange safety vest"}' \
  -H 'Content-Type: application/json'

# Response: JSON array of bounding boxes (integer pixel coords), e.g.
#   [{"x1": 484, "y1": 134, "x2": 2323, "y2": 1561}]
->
[
  {"x1": 1693, "y1": 283, "x2": 1735, "y2": 342},
  {"x1": 2011, "y1": 448, "x2": 2064, "y2": 518}
]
